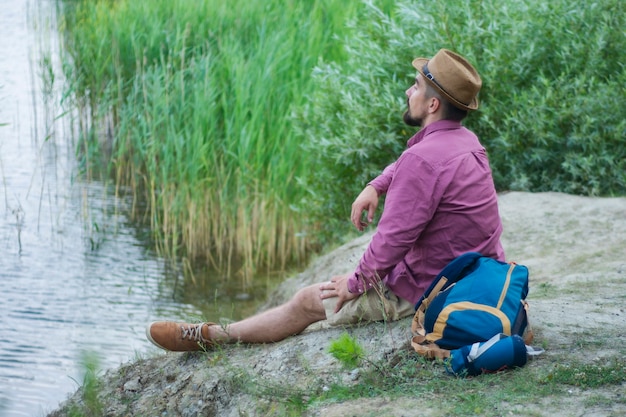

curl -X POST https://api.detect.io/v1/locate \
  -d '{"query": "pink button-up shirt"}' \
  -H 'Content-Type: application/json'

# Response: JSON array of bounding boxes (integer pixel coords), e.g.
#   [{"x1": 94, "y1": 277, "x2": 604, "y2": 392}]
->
[{"x1": 348, "y1": 120, "x2": 505, "y2": 304}]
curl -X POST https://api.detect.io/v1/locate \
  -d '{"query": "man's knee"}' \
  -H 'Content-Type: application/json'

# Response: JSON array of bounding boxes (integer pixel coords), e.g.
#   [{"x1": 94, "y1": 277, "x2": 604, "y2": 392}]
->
[{"x1": 289, "y1": 285, "x2": 326, "y2": 321}]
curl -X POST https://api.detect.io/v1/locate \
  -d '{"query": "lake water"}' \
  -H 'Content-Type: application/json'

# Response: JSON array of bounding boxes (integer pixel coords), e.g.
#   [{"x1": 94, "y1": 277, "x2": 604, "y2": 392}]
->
[{"x1": 0, "y1": 1, "x2": 271, "y2": 416}]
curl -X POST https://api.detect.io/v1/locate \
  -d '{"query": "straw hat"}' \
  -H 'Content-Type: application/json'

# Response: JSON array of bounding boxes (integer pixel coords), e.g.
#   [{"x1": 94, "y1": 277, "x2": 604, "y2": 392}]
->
[{"x1": 412, "y1": 49, "x2": 482, "y2": 111}]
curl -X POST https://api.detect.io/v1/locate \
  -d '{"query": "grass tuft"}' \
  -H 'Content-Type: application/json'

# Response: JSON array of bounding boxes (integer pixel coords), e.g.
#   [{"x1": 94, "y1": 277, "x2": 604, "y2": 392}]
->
[{"x1": 328, "y1": 333, "x2": 365, "y2": 369}]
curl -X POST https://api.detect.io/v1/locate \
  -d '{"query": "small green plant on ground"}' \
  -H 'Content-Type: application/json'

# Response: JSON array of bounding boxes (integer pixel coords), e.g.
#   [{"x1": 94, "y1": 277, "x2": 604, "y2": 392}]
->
[
  {"x1": 68, "y1": 351, "x2": 104, "y2": 417},
  {"x1": 328, "y1": 332, "x2": 365, "y2": 369}
]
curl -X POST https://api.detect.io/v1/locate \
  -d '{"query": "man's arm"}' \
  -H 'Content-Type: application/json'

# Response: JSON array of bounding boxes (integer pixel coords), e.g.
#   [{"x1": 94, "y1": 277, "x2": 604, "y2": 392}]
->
[
  {"x1": 349, "y1": 153, "x2": 441, "y2": 291},
  {"x1": 351, "y1": 162, "x2": 397, "y2": 230},
  {"x1": 351, "y1": 185, "x2": 379, "y2": 231}
]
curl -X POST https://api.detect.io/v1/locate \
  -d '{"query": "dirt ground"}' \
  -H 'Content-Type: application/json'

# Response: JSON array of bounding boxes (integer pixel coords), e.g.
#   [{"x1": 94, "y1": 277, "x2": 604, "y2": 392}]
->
[{"x1": 48, "y1": 192, "x2": 626, "y2": 417}]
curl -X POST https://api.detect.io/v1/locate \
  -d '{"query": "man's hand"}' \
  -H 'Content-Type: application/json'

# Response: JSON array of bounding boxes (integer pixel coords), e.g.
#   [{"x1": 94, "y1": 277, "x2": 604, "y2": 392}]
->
[
  {"x1": 351, "y1": 185, "x2": 379, "y2": 231},
  {"x1": 319, "y1": 273, "x2": 360, "y2": 313}
]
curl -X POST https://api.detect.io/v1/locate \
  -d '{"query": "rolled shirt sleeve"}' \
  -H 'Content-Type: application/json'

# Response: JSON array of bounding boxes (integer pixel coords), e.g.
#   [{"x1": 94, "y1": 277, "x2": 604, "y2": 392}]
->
[{"x1": 368, "y1": 161, "x2": 396, "y2": 196}]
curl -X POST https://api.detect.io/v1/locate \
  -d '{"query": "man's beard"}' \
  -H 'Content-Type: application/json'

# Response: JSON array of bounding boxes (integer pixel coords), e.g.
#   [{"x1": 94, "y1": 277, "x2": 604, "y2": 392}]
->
[{"x1": 403, "y1": 109, "x2": 422, "y2": 127}]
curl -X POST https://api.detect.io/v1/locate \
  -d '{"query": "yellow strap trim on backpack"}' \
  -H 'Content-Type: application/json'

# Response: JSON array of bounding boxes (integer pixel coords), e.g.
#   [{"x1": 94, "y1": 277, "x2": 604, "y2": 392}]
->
[
  {"x1": 426, "y1": 302, "x2": 512, "y2": 343},
  {"x1": 496, "y1": 263, "x2": 516, "y2": 309}
]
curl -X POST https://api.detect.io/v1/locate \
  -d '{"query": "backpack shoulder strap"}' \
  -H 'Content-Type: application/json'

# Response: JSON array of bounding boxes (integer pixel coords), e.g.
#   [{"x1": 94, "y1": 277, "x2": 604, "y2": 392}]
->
[
  {"x1": 412, "y1": 252, "x2": 484, "y2": 337},
  {"x1": 411, "y1": 334, "x2": 451, "y2": 359},
  {"x1": 435, "y1": 252, "x2": 484, "y2": 285},
  {"x1": 414, "y1": 252, "x2": 483, "y2": 310}
]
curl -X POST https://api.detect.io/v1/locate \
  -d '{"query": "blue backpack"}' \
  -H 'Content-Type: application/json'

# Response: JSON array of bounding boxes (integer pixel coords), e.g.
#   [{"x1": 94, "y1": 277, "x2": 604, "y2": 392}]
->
[{"x1": 411, "y1": 252, "x2": 534, "y2": 361}]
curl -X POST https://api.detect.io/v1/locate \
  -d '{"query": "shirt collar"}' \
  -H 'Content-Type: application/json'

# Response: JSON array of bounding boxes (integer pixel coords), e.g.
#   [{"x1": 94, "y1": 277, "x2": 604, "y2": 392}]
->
[{"x1": 407, "y1": 119, "x2": 462, "y2": 148}]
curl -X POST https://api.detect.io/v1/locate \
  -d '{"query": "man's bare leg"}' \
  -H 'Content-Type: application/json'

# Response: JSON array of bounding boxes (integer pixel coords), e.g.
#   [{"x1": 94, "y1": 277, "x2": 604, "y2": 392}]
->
[
  {"x1": 207, "y1": 284, "x2": 327, "y2": 343},
  {"x1": 146, "y1": 284, "x2": 328, "y2": 351}
]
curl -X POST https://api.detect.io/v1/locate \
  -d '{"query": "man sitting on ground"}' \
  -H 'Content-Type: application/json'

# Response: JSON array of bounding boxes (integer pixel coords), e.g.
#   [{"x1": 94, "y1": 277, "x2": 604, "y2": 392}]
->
[{"x1": 146, "y1": 49, "x2": 505, "y2": 352}]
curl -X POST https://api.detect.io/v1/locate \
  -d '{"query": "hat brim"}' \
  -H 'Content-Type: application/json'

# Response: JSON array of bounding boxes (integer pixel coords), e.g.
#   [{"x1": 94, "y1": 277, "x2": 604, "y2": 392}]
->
[{"x1": 412, "y1": 57, "x2": 479, "y2": 111}]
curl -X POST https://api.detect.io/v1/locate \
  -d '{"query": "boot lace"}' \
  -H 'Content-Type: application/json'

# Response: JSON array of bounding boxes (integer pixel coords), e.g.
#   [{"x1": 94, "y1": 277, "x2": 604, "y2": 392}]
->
[{"x1": 180, "y1": 323, "x2": 209, "y2": 343}]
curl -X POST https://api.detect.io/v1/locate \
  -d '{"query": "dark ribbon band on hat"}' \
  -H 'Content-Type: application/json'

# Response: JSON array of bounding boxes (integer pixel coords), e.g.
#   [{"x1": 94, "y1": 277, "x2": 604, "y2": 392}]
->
[{"x1": 422, "y1": 63, "x2": 468, "y2": 106}]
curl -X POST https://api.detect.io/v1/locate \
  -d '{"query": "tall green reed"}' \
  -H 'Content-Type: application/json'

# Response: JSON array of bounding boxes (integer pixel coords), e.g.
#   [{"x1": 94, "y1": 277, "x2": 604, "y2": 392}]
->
[{"x1": 58, "y1": 0, "x2": 368, "y2": 284}]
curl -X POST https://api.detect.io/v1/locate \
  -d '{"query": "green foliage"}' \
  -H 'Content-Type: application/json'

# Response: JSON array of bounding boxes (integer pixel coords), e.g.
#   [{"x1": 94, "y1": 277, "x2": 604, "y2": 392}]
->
[
  {"x1": 58, "y1": 0, "x2": 626, "y2": 280},
  {"x1": 295, "y1": 0, "x2": 626, "y2": 242},
  {"x1": 328, "y1": 333, "x2": 365, "y2": 369}
]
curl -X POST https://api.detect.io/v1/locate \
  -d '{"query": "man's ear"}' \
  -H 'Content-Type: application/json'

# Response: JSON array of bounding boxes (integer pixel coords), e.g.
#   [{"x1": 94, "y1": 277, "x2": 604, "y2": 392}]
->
[{"x1": 428, "y1": 96, "x2": 441, "y2": 114}]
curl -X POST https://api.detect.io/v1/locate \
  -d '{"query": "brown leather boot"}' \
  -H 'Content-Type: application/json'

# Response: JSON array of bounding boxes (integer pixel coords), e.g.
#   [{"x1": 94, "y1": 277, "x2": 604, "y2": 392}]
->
[{"x1": 146, "y1": 321, "x2": 215, "y2": 351}]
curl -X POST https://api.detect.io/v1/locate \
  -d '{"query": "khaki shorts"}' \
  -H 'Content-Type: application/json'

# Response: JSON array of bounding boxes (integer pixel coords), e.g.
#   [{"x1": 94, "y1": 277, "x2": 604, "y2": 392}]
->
[{"x1": 322, "y1": 285, "x2": 415, "y2": 327}]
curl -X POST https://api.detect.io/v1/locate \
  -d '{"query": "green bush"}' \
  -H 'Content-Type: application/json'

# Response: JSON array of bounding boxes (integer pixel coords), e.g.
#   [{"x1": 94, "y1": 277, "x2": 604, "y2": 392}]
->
[{"x1": 296, "y1": 0, "x2": 626, "y2": 243}]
